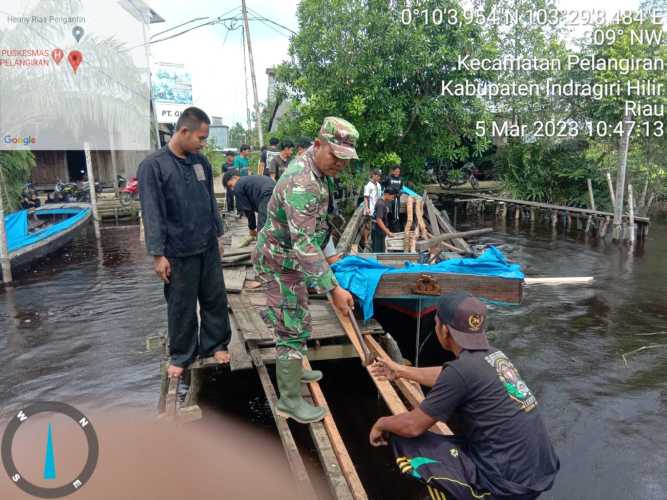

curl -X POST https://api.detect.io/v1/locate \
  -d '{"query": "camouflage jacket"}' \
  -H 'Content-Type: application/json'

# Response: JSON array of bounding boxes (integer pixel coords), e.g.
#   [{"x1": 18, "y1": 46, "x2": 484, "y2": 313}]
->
[{"x1": 254, "y1": 147, "x2": 338, "y2": 293}]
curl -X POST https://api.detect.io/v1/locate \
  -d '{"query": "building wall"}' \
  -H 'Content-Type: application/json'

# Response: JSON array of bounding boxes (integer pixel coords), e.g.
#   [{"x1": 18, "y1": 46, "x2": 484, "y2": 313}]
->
[{"x1": 31, "y1": 150, "x2": 152, "y2": 187}]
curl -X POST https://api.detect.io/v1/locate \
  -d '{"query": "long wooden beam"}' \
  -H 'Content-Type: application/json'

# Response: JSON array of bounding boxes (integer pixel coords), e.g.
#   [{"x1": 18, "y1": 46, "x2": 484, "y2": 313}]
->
[
  {"x1": 424, "y1": 195, "x2": 472, "y2": 253},
  {"x1": 248, "y1": 348, "x2": 318, "y2": 500},
  {"x1": 303, "y1": 358, "x2": 368, "y2": 500},
  {"x1": 415, "y1": 228, "x2": 493, "y2": 252},
  {"x1": 365, "y1": 336, "x2": 452, "y2": 436}
]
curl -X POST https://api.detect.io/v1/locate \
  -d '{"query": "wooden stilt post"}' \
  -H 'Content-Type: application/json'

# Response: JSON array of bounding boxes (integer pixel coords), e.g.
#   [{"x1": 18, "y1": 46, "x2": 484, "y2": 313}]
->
[
  {"x1": 585, "y1": 215, "x2": 592, "y2": 233},
  {"x1": 606, "y1": 171, "x2": 616, "y2": 211},
  {"x1": 404, "y1": 196, "x2": 414, "y2": 252},
  {"x1": 84, "y1": 143, "x2": 101, "y2": 239},
  {"x1": 587, "y1": 178, "x2": 596, "y2": 211},
  {"x1": 551, "y1": 210, "x2": 558, "y2": 229},
  {"x1": 0, "y1": 169, "x2": 13, "y2": 284},
  {"x1": 514, "y1": 206, "x2": 520, "y2": 221},
  {"x1": 501, "y1": 202, "x2": 507, "y2": 219},
  {"x1": 628, "y1": 184, "x2": 635, "y2": 244},
  {"x1": 600, "y1": 216, "x2": 610, "y2": 238},
  {"x1": 530, "y1": 207, "x2": 536, "y2": 221}
]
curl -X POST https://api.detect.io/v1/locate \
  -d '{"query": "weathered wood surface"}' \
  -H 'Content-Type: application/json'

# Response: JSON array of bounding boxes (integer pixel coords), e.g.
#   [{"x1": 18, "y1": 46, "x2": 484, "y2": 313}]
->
[
  {"x1": 424, "y1": 196, "x2": 472, "y2": 253},
  {"x1": 248, "y1": 348, "x2": 318, "y2": 500},
  {"x1": 336, "y1": 205, "x2": 365, "y2": 254},
  {"x1": 304, "y1": 358, "x2": 368, "y2": 500},
  {"x1": 375, "y1": 272, "x2": 523, "y2": 304},
  {"x1": 223, "y1": 266, "x2": 247, "y2": 292},
  {"x1": 442, "y1": 191, "x2": 650, "y2": 223},
  {"x1": 415, "y1": 228, "x2": 493, "y2": 252},
  {"x1": 365, "y1": 335, "x2": 452, "y2": 436}
]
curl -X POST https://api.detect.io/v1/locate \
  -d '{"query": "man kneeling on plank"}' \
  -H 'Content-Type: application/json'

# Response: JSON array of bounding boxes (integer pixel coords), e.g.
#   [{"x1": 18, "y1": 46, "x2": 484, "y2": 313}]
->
[{"x1": 369, "y1": 291, "x2": 559, "y2": 500}]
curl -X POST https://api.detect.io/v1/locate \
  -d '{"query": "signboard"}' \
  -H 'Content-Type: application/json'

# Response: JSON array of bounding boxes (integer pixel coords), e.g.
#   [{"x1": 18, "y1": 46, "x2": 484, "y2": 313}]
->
[{"x1": 151, "y1": 62, "x2": 192, "y2": 124}]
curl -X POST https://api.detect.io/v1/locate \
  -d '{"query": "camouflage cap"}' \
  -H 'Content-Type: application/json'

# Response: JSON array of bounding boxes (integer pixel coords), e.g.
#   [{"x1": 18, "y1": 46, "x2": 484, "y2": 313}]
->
[{"x1": 319, "y1": 116, "x2": 359, "y2": 160}]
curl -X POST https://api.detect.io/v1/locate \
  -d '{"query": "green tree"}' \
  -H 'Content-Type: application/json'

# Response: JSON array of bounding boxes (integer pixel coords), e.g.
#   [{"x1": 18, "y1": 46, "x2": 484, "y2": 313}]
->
[
  {"x1": 0, "y1": 152, "x2": 36, "y2": 212},
  {"x1": 275, "y1": 0, "x2": 492, "y2": 183},
  {"x1": 228, "y1": 122, "x2": 248, "y2": 149}
]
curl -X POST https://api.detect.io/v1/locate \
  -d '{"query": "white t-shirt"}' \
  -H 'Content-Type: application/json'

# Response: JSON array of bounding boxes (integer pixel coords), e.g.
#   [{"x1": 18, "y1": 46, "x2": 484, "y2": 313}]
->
[{"x1": 363, "y1": 181, "x2": 381, "y2": 215}]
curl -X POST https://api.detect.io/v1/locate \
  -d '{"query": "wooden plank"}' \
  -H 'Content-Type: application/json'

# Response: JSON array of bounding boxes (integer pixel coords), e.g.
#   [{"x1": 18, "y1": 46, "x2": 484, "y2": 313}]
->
[
  {"x1": 228, "y1": 314, "x2": 253, "y2": 371},
  {"x1": 375, "y1": 273, "x2": 523, "y2": 304},
  {"x1": 259, "y1": 344, "x2": 360, "y2": 364},
  {"x1": 424, "y1": 196, "x2": 472, "y2": 253},
  {"x1": 336, "y1": 205, "x2": 365, "y2": 254},
  {"x1": 425, "y1": 193, "x2": 441, "y2": 237},
  {"x1": 223, "y1": 266, "x2": 247, "y2": 292},
  {"x1": 524, "y1": 277, "x2": 593, "y2": 285},
  {"x1": 365, "y1": 336, "x2": 452, "y2": 436},
  {"x1": 304, "y1": 358, "x2": 367, "y2": 500},
  {"x1": 248, "y1": 348, "x2": 318, "y2": 500},
  {"x1": 415, "y1": 228, "x2": 493, "y2": 252},
  {"x1": 308, "y1": 418, "x2": 355, "y2": 500},
  {"x1": 228, "y1": 293, "x2": 273, "y2": 341}
]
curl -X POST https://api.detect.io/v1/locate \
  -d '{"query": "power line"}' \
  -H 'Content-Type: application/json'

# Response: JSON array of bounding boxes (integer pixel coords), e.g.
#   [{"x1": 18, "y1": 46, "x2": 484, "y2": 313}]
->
[
  {"x1": 246, "y1": 6, "x2": 297, "y2": 35},
  {"x1": 150, "y1": 16, "x2": 209, "y2": 40}
]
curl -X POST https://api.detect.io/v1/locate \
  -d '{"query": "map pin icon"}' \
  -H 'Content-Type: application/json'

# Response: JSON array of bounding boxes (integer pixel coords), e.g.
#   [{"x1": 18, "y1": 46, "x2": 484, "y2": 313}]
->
[
  {"x1": 51, "y1": 48, "x2": 64, "y2": 65},
  {"x1": 68, "y1": 50, "x2": 83, "y2": 73},
  {"x1": 72, "y1": 25, "x2": 84, "y2": 43}
]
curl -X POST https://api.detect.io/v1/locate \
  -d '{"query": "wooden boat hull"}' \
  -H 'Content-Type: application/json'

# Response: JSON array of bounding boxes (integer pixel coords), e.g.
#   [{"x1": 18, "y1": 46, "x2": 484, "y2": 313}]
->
[{"x1": 7, "y1": 203, "x2": 92, "y2": 272}]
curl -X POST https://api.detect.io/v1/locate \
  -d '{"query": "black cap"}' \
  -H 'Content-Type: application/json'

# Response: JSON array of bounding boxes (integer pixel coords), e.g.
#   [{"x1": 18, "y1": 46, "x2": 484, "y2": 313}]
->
[
  {"x1": 436, "y1": 291, "x2": 489, "y2": 350},
  {"x1": 222, "y1": 169, "x2": 239, "y2": 187}
]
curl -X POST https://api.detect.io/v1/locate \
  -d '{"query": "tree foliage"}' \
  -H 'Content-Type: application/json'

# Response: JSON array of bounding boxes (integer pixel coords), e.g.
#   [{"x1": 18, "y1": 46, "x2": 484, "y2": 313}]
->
[
  {"x1": 275, "y1": 0, "x2": 492, "y2": 182},
  {"x1": 0, "y1": 152, "x2": 36, "y2": 212}
]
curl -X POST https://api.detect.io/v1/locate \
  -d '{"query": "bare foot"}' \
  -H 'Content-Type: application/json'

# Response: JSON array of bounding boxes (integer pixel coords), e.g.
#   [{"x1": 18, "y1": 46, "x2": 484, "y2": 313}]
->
[
  {"x1": 167, "y1": 364, "x2": 183, "y2": 379},
  {"x1": 214, "y1": 351, "x2": 231, "y2": 364}
]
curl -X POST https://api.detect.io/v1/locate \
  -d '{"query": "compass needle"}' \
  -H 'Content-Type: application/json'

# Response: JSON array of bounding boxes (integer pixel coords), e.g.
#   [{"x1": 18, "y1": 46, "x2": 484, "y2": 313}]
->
[{"x1": 44, "y1": 423, "x2": 56, "y2": 480}]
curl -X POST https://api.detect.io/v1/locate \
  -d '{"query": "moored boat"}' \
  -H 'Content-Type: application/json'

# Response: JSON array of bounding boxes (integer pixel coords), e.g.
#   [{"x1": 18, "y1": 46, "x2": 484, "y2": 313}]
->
[{"x1": 3, "y1": 203, "x2": 92, "y2": 274}]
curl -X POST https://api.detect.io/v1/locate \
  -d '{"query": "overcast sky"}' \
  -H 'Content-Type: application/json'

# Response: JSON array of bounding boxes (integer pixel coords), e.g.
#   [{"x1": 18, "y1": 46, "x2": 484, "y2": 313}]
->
[{"x1": 147, "y1": 0, "x2": 643, "y2": 128}]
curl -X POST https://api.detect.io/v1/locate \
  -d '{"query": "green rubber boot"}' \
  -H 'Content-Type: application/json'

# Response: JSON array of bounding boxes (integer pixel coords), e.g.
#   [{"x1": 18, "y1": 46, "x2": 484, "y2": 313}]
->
[
  {"x1": 301, "y1": 367, "x2": 323, "y2": 383},
  {"x1": 276, "y1": 358, "x2": 326, "y2": 424}
]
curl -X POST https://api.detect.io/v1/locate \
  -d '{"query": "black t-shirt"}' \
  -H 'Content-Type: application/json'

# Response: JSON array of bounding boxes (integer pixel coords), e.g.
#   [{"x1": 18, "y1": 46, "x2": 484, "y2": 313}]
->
[
  {"x1": 383, "y1": 174, "x2": 402, "y2": 192},
  {"x1": 420, "y1": 348, "x2": 559, "y2": 497},
  {"x1": 373, "y1": 198, "x2": 389, "y2": 227},
  {"x1": 234, "y1": 175, "x2": 275, "y2": 213}
]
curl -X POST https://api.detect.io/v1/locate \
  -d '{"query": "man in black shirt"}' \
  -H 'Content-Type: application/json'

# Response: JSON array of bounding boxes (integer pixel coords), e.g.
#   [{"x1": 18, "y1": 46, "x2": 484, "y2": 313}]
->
[
  {"x1": 138, "y1": 107, "x2": 233, "y2": 379},
  {"x1": 222, "y1": 170, "x2": 275, "y2": 238},
  {"x1": 270, "y1": 139, "x2": 294, "y2": 181},
  {"x1": 383, "y1": 165, "x2": 403, "y2": 232},
  {"x1": 369, "y1": 291, "x2": 559, "y2": 499},
  {"x1": 371, "y1": 187, "x2": 397, "y2": 253},
  {"x1": 261, "y1": 137, "x2": 280, "y2": 176},
  {"x1": 296, "y1": 137, "x2": 312, "y2": 157}
]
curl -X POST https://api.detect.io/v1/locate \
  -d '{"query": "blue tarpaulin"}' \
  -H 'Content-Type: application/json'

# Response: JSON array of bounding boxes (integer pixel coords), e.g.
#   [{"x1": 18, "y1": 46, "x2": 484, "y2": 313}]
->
[
  {"x1": 401, "y1": 185, "x2": 421, "y2": 198},
  {"x1": 332, "y1": 246, "x2": 524, "y2": 320},
  {"x1": 5, "y1": 208, "x2": 90, "y2": 253}
]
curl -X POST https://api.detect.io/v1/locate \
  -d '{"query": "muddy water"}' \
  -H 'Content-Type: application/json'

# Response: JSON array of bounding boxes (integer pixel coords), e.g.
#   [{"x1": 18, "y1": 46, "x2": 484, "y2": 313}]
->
[{"x1": 1, "y1": 214, "x2": 666, "y2": 500}]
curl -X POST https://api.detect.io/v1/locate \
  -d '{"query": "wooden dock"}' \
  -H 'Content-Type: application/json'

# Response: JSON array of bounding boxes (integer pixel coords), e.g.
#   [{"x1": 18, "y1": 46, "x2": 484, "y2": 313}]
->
[
  {"x1": 149, "y1": 197, "x2": 470, "y2": 500},
  {"x1": 430, "y1": 189, "x2": 650, "y2": 241}
]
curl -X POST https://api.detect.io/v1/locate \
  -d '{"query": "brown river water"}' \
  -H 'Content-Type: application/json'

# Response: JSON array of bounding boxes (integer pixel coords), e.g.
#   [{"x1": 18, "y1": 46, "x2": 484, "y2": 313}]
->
[{"x1": 0, "y1": 210, "x2": 665, "y2": 500}]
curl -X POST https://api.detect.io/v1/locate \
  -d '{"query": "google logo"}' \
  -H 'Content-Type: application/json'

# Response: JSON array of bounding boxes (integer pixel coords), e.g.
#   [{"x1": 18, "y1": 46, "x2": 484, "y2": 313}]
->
[{"x1": 3, "y1": 135, "x2": 37, "y2": 145}]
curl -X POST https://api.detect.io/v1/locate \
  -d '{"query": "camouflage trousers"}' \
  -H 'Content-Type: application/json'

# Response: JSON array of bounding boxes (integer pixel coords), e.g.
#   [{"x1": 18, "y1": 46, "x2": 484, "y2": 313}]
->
[{"x1": 260, "y1": 270, "x2": 312, "y2": 360}]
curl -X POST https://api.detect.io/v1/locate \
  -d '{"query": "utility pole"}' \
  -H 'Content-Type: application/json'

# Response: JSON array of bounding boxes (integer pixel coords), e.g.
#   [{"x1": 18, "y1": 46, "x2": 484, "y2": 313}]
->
[
  {"x1": 0, "y1": 169, "x2": 13, "y2": 283},
  {"x1": 241, "y1": 0, "x2": 264, "y2": 147},
  {"x1": 241, "y1": 25, "x2": 253, "y2": 145}
]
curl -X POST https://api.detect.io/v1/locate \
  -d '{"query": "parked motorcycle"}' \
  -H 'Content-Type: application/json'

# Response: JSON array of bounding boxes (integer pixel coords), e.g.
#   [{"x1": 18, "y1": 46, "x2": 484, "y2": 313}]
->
[
  {"x1": 54, "y1": 179, "x2": 81, "y2": 202},
  {"x1": 117, "y1": 175, "x2": 127, "y2": 189},
  {"x1": 434, "y1": 161, "x2": 480, "y2": 190},
  {"x1": 20, "y1": 182, "x2": 41, "y2": 209},
  {"x1": 119, "y1": 177, "x2": 139, "y2": 206}
]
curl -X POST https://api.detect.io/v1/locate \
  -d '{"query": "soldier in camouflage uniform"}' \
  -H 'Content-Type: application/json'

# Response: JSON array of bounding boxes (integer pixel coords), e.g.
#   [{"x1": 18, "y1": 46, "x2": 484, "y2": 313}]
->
[{"x1": 253, "y1": 117, "x2": 357, "y2": 424}]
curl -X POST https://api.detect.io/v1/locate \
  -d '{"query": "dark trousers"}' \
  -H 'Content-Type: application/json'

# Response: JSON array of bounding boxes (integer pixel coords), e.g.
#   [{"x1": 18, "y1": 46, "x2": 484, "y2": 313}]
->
[
  {"x1": 226, "y1": 188, "x2": 235, "y2": 212},
  {"x1": 245, "y1": 198, "x2": 269, "y2": 232},
  {"x1": 371, "y1": 223, "x2": 386, "y2": 253},
  {"x1": 164, "y1": 244, "x2": 232, "y2": 367},
  {"x1": 389, "y1": 198, "x2": 401, "y2": 232}
]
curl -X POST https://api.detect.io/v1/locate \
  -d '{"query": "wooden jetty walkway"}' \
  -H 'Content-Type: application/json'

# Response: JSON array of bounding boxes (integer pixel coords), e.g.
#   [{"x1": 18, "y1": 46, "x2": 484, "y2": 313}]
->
[
  {"x1": 151, "y1": 192, "x2": 467, "y2": 500},
  {"x1": 429, "y1": 188, "x2": 650, "y2": 241}
]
